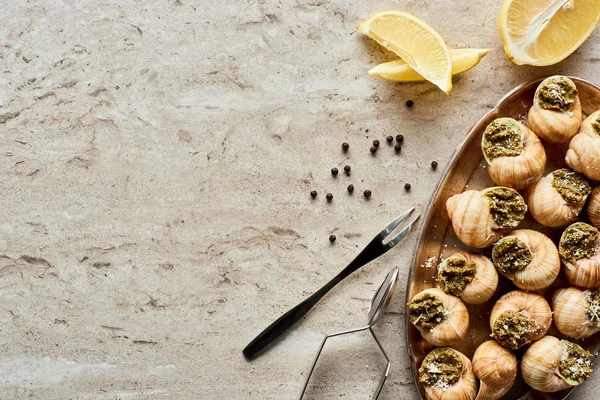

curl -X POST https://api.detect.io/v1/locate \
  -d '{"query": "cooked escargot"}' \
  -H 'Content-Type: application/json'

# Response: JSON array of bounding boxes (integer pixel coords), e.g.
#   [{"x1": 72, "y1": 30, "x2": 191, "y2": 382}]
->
[
  {"x1": 566, "y1": 110, "x2": 600, "y2": 181},
  {"x1": 552, "y1": 287, "x2": 600, "y2": 340},
  {"x1": 446, "y1": 187, "x2": 527, "y2": 248},
  {"x1": 588, "y1": 186, "x2": 600, "y2": 229},
  {"x1": 527, "y1": 168, "x2": 591, "y2": 227},
  {"x1": 481, "y1": 118, "x2": 545, "y2": 189},
  {"x1": 436, "y1": 252, "x2": 498, "y2": 304},
  {"x1": 407, "y1": 288, "x2": 469, "y2": 346},
  {"x1": 559, "y1": 222, "x2": 600, "y2": 288},
  {"x1": 489, "y1": 290, "x2": 552, "y2": 350},
  {"x1": 472, "y1": 340, "x2": 517, "y2": 400},
  {"x1": 528, "y1": 76, "x2": 582, "y2": 143},
  {"x1": 418, "y1": 347, "x2": 477, "y2": 400},
  {"x1": 491, "y1": 229, "x2": 560, "y2": 291},
  {"x1": 522, "y1": 336, "x2": 593, "y2": 393}
]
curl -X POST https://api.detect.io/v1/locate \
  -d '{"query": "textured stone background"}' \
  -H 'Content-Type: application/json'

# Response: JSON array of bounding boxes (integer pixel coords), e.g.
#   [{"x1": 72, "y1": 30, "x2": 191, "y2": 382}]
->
[{"x1": 1, "y1": 0, "x2": 600, "y2": 399}]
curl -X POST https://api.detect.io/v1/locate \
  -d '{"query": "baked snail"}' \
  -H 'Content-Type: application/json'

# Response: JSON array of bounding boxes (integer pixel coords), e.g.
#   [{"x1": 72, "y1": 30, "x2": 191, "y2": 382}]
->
[
  {"x1": 522, "y1": 336, "x2": 593, "y2": 393},
  {"x1": 481, "y1": 118, "x2": 545, "y2": 189},
  {"x1": 472, "y1": 340, "x2": 517, "y2": 400},
  {"x1": 489, "y1": 290, "x2": 552, "y2": 350},
  {"x1": 418, "y1": 347, "x2": 477, "y2": 400},
  {"x1": 552, "y1": 287, "x2": 600, "y2": 340},
  {"x1": 446, "y1": 187, "x2": 527, "y2": 248},
  {"x1": 528, "y1": 75, "x2": 582, "y2": 143},
  {"x1": 407, "y1": 288, "x2": 469, "y2": 346},
  {"x1": 588, "y1": 186, "x2": 600, "y2": 229},
  {"x1": 566, "y1": 110, "x2": 600, "y2": 181},
  {"x1": 491, "y1": 229, "x2": 560, "y2": 291},
  {"x1": 559, "y1": 222, "x2": 600, "y2": 288},
  {"x1": 436, "y1": 252, "x2": 498, "y2": 304},
  {"x1": 527, "y1": 168, "x2": 591, "y2": 227}
]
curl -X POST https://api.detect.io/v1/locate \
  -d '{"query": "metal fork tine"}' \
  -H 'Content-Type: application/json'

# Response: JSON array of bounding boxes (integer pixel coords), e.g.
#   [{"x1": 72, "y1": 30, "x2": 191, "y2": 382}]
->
[
  {"x1": 384, "y1": 215, "x2": 420, "y2": 250},
  {"x1": 377, "y1": 207, "x2": 415, "y2": 240}
]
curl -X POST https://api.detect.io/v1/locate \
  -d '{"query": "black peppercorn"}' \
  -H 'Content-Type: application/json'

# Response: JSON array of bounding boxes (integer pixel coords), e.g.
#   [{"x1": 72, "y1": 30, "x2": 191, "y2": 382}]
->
[
  {"x1": 431, "y1": 161, "x2": 438, "y2": 169},
  {"x1": 331, "y1": 167, "x2": 339, "y2": 176},
  {"x1": 373, "y1": 139, "x2": 380, "y2": 148},
  {"x1": 364, "y1": 189, "x2": 371, "y2": 198},
  {"x1": 369, "y1": 145, "x2": 377, "y2": 153},
  {"x1": 347, "y1": 184, "x2": 354, "y2": 193},
  {"x1": 326, "y1": 193, "x2": 333, "y2": 201},
  {"x1": 329, "y1": 234, "x2": 336, "y2": 243},
  {"x1": 394, "y1": 143, "x2": 402, "y2": 152},
  {"x1": 344, "y1": 165, "x2": 351, "y2": 174},
  {"x1": 396, "y1": 134, "x2": 404, "y2": 143},
  {"x1": 404, "y1": 183, "x2": 411, "y2": 191},
  {"x1": 406, "y1": 100, "x2": 414, "y2": 108},
  {"x1": 310, "y1": 190, "x2": 317, "y2": 198},
  {"x1": 386, "y1": 135, "x2": 393, "y2": 143},
  {"x1": 342, "y1": 142, "x2": 349, "y2": 151}
]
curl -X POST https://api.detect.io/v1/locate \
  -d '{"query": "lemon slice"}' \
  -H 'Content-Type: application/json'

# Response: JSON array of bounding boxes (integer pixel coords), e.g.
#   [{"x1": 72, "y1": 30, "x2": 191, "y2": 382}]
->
[
  {"x1": 369, "y1": 48, "x2": 492, "y2": 82},
  {"x1": 499, "y1": 0, "x2": 600, "y2": 66},
  {"x1": 357, "y1": 11, "x2": 452, "y2": 93}
]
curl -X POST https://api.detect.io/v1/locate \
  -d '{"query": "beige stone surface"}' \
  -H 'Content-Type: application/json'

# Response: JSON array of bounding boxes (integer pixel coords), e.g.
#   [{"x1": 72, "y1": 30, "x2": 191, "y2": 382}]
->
[{"x1": 1, "y1": 0, "x2": 600, "y2": 399}]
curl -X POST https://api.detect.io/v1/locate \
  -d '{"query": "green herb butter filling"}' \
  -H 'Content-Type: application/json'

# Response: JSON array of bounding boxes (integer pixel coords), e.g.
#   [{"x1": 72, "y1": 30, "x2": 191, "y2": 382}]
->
[
  {"x1": 418, "y1": 348, "x2": 462, "y2": 390},
  {"x1": 592, "y1": 116, "x2": 600, "y2": 136},
  {"x1": 551, "y1": 169, "x2": 591, "y2": 204},
  {"x1": 482, "y1": 119, "x2": 523, "y2": 161},
  {"x1": 483, "y1": 187, "x2": 527, "y2": 229},
  {"x1": 559, "y1": 340, "x2": 593, "y2": 385},
  {"x1": 585, "y1": 289, "x2": 600, "y2": 327},
  {"x1": 492, "y1": 237, "x2": 532, "y2": 275},
  {"x1": 437, "y1": 256, "x2": 476, "y2": 296},
  {"x1": 491, "y1": 310, "x2": 530, "y2": 350},
  {"x1": 559, "y1": 222, "x2": 599, "y2": 266},
  {"x1": 537, "y1": 77, "x2": 578, "y2": 112},
  {"x1": 408, "y1": 292, "x2": 446, "y2": 332}
]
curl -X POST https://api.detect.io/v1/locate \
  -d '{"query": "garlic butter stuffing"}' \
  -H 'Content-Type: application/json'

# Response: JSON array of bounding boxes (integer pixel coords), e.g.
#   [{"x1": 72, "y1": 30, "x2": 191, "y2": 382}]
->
[
  {"x1": 481, "y1": 118, "x2": 545, "y2": 189},
  {"x1": 567, "y1": 110, "x2": 600, "y2": 181},
  {"x1": 553, "y1": 287, "x2": 600, "y2": 340},
  {"x1": 559, "y1": 222, "x2": 600, "y2": 288},
  {"x1": 436, "y1": 252, "x2": 497, "y2": 304},
  {"x1": 528, "y1": 76, "x2": 582, "y2": 143},
  {"x1": 418, "y1": 348, "x2": 477, "y2": 400}
]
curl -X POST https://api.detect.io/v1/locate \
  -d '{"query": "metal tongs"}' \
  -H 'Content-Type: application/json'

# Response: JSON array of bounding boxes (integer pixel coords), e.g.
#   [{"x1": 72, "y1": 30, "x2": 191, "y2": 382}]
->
[{"x1": 243, "y1": 208, "x2": 419, "y2": 359}]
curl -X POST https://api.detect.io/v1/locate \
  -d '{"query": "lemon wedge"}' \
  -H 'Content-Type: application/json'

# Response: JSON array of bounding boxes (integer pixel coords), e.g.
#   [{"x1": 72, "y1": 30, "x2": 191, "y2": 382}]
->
[
  {"x1": 499, "y1": 0, "x2": 600, "y2": 66},
  {"x1": 357, "y1": 11, "x2": 452, "y2": 93},
  {"x1": 368, "y1": 48, "x2": 492, "y2": 82}
]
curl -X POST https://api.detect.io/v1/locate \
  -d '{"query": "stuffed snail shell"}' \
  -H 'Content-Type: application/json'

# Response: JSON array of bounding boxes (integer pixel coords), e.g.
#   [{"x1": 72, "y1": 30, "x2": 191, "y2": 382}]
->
[
  {"x1": 528, "y1": 76, "x2": 582, "y2": 143},
  {"x1": 588, "y1": 186, "x2": 600, "y2": 229},
  {"x1": 472, "y1": 340, "x2": 517, "y2": 400},
  {"x1": 446, "y1": 187, "x2": 527, "y2": 248},
  {"x1": 489, "y1": 290, "x2": 552, "y2": 350},
  {"x1": 559, "y1": 222, "x2": 600, "y2": 288},
  {"x1": 418, "y1": 347, "x2": 478, "y2": 400},
  {"x1": 491, "y1": 229, "x2": 560, "y2": 291},
  {"x1": 481, "y1": 118, "x2": 545, "y2": 189},
  {"x1": 552, "y1": 287, "x2": 600, "y2": 340},
  {"x1": 522, "y1": 336, "x2": 593, "y2": 393},
  {"x1": 407, "y1": 288, "x2": 469, "y2": 346},
  {"x1": 566, "y1": 110, "x2": 600, "y2": 181},
  {"x1": 527, "y1": 168, "x2": 591, "y2": 227},
  {"x1": 436, "y1": 252, "x2": 498, "y2": 304}
]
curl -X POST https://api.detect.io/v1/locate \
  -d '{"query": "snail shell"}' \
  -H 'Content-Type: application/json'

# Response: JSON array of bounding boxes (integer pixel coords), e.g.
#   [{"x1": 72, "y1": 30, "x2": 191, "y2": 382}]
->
[
  {"x1": 489, "y1": 290, "x2": 552, "y2": 350},
  {"x1": 528, "y1": 76, "x2": 582, "y2": 143},
  {"x1": 527, "y1": 169, "x2": 590, "y2": 227},
  {"x1": 419, "y1": 348, "x2": 478, "y2": 400},
  {"x1": 588, "y1": 186, "x2": 600, "y2": 229},
  {"x1": 446, "y1": 187, "x2": 526, "y2": 248},
  {"x1": 521, "y1": 336, "x2": 593, "y2": 392},
  {"x1": 559, "y1": 222, "x2": 600, "y2": 288},
  {"x1": 472, "y1": 340, "x2": 517, "y2": 400},
  {"x1": 552, "y1": 287, "x2": 600, "y2": 340},
  {"x1": 482, "y1": 118, "x2": 546, "y2": 189},
  {"x1": 566, "y1": 110, "x2": 600, "y2": 181},
  {"x1": 408, "y1": 288, "x2": 469, "y2": 346},
  {"x1": 437, "y1": 252, "x2": 498, "y2": 304},
  {"x1": 491, "y1": 229, "x2": 560, "y2": 291}
]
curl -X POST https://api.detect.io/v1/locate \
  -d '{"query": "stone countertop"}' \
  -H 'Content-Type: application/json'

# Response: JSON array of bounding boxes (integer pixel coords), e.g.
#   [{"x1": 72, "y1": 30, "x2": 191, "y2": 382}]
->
[{"x1": 1, "y1": 0, "x2": 600, "y2": 399}]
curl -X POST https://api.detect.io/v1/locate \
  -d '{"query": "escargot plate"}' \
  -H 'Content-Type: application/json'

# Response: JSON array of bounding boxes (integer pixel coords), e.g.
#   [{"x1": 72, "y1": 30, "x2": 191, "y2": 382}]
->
[{"x1": 406, "y1": 77, "x2": 600, "y2": 400}]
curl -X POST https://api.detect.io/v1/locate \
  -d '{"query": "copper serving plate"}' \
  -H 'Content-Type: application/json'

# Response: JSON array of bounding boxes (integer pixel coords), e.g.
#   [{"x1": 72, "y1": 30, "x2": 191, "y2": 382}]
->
[{"x1": 406, "y1": 77, "x2": 600, "y2": 400}]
